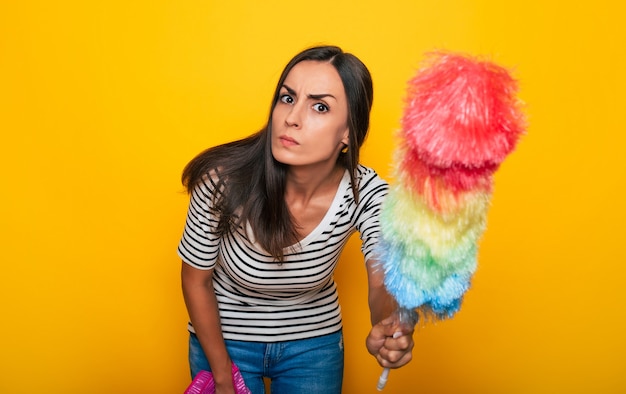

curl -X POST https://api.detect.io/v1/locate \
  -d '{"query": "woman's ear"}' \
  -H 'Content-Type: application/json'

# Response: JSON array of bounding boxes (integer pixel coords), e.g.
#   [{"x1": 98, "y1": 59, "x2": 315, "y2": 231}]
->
[{"x1": 341, "y1": 128, "x2": 350, "y2": 148}]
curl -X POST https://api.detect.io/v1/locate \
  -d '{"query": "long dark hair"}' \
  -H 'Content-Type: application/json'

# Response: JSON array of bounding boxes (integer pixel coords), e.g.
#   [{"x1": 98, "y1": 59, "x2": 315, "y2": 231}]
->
[{"x1": 182, "y1": 45, "x2": 374, "y2": 260}]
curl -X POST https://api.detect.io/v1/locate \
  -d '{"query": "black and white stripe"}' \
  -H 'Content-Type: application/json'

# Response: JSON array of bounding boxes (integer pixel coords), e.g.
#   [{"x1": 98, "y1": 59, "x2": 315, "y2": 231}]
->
[{"x1": 178, "y1": 165, "x2": 388, "y2": 342}]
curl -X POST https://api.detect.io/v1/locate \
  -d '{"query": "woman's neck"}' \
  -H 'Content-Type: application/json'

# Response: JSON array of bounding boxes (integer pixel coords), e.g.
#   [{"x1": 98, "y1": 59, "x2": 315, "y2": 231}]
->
[{"x1": 285, "y1": 163, "x2": 345, "y2": 206}]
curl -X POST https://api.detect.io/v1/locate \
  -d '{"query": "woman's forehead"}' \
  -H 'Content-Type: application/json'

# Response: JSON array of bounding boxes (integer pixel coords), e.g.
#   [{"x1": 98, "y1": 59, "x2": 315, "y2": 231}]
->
[{"x1": 282, "y1": 61, "x2": 345, "y2": 97}]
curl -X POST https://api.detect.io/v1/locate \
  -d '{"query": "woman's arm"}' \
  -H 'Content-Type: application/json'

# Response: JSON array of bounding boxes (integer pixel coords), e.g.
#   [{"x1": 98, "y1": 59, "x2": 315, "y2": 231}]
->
[
  {"x1": 181, "y1": 262, "x2": 234, "y2": 393},
  {"x1": 365, "y1": 259, "x2": 396, "y2": 325},
  {"x1": 365, "y1": 259, "x2": 415, "y2": 369}
]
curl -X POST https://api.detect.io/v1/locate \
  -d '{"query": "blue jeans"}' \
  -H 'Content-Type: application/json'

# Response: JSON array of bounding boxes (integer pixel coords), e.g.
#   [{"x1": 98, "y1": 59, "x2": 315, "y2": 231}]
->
[{"x1": 189, "y1": 330, "x2": 344, "y2": 394}]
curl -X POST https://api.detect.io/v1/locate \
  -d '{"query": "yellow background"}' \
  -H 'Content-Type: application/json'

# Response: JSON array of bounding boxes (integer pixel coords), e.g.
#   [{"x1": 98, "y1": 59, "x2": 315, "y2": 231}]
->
[{"x1": 1, "y1": 1, "x2": 625, "y2": 393}]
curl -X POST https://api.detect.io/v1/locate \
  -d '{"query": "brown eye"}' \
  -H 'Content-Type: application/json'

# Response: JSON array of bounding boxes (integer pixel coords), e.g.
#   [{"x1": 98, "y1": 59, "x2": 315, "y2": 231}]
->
[
  {"x1": 279, "y1": 94, "x2": 294, "y2": 104},
  {"x1": 313, "y1": 103, "x2": 329, "y2": 113}
]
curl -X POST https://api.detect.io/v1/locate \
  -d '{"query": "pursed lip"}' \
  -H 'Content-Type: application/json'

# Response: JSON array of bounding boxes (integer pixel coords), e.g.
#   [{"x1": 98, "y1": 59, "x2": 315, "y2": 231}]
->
[{"x1": 279, "y1": 135, "x2": 299, "y2": 145}]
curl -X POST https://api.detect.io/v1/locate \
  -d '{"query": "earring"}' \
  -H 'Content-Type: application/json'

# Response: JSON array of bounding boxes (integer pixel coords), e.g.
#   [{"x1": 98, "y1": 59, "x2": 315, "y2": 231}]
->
[{"x1": 341, "y1": 144, "x2": 348, "y2": 154}]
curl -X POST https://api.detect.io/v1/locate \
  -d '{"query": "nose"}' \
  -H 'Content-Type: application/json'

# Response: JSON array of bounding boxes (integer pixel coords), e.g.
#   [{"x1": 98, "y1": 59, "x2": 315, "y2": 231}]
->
[{"x1": 285, "y1": 104, "x2": 302, "y2": 129}]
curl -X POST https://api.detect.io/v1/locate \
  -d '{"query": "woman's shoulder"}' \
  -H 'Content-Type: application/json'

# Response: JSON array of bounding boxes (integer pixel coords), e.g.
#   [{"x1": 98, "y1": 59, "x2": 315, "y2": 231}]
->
[
  {"x1": 191, "y1": 167, "x2": 225, "y2": 198},
  {"x1": 355, "y1": 164, "x2": 388, "y2": 188}
]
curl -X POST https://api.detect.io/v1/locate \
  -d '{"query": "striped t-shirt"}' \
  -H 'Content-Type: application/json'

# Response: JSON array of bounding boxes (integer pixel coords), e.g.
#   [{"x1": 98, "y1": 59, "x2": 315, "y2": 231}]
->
[{"x1": 177, "y1": 164, "x2": 388, "y2": 342}]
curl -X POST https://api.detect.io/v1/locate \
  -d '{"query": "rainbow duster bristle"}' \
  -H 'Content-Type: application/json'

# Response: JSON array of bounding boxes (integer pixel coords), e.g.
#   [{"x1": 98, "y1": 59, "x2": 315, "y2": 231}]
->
[{"x1": 377, "y1": 52, "x2": 526, "y2": 319}]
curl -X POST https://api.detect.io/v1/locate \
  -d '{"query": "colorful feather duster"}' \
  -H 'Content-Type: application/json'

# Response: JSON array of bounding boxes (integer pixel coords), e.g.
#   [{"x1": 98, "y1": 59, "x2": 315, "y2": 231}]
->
[{"x1": 375, "y1": 52, "x2": 526, "y2": 389}]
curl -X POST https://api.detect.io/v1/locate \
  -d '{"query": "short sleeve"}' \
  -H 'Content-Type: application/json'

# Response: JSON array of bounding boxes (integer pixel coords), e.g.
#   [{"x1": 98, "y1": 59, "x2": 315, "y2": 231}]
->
[
  {"x1": 354, "y1": 166, "x2": 388, "y2": 262},
  {"x1": 177, "y1": 176, "x2": 222, "y2": 270}
]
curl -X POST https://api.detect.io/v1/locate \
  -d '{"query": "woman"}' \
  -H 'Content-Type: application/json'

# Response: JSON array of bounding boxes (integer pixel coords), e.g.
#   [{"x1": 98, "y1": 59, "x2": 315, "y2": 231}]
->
[{"x1": 178, "y1": 45, "x2": 414, "y2": 394}]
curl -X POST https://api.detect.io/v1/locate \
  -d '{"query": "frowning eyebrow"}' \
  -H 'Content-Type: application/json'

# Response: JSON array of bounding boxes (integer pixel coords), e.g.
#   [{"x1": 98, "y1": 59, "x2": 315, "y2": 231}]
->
[{"x1": 282, "y1": 84, "x2": 337, "y2": 101}]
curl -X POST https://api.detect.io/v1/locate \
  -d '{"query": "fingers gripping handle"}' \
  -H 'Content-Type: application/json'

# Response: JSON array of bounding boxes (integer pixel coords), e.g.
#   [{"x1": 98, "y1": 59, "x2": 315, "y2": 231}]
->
[
  {"x1": 376, "y1": 331, "x2": 403, "y2": 391},
  {"x1": 377, "y1": 308, "x2": 418, "y2": 390}
]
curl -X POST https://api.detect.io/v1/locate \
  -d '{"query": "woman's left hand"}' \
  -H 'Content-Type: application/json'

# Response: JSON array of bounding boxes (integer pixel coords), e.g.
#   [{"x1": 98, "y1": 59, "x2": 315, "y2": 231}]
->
[{"x1": 366, "y1": 315, "x2": 415, "y2": 369}]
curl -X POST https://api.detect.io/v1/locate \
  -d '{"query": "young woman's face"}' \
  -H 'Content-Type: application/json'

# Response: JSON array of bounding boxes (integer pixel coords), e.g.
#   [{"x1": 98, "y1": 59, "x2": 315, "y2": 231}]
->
[{"x1": 271, "y1": 60, "x2": 349, "y2": 169}]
